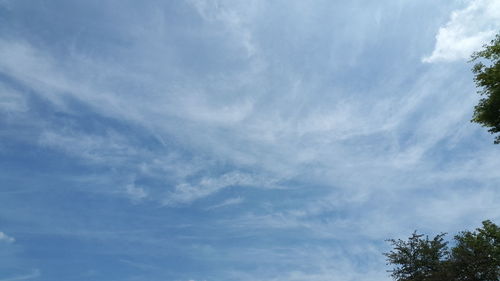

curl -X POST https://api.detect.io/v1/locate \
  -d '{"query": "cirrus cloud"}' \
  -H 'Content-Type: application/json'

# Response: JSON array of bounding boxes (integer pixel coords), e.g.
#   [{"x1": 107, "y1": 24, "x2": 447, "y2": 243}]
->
[{"x1": 0, "y1": 232, "x2": 15, "y2": 243}]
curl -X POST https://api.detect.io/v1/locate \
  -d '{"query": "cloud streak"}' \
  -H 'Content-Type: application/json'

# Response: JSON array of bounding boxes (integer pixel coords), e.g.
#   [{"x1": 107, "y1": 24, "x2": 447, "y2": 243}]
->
[
  {"x1": 0, "y1": 270, "x2": 40, "y2": 281},
  {"x1": 0, "y1": 232, "x2": 15, "y2": 243},
  {"x1": 206, "y1": 196, "x2": 244, "y2": 210}
]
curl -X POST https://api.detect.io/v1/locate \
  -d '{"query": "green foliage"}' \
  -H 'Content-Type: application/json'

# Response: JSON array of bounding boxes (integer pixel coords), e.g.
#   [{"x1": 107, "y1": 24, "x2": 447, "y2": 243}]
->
[
  {"x1": 471, "y1": 34, "x2": 500, "y2": 144},
  {"x1": 385, "y1": 233, "x2": 450, "y2": 281},
  {"x1": 385, "y1": 221, "x2": 500, "y2": 281},
  {"x1": 451, "y1": 220, "x2": 500, "y2": 281}
]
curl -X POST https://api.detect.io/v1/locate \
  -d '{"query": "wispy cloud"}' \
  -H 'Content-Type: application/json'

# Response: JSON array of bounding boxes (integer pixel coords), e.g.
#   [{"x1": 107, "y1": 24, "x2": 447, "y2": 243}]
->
[
  {"x1": 186, "y1": 0, "x2": 259, "y2": 57},
  {"x1": 0, "y1": 232, "x2": 15, "y2": 243},
  {"x1": 206, "y1": 196, "x2": 244, "y2": 210},
  {"x1": 0, "y1": 85, "x2": 28, "y2": 114},
  {"x1": 0, "y1": 270, "x2": 40, "y2": 281},
  {"x1": 119, "y1": 259, "x2": 157, "y2": 271},
  {"x1": 124, "y1": 183, "x2": 148, "y2": 202},
  {"x1": 164, "y1": 172, "x2": 275, "y2": 206}
]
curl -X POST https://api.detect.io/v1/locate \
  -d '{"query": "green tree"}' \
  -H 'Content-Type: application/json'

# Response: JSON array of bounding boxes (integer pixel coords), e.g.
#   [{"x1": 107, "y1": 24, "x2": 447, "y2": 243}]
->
[
  {"x1": 384, "y1": 232, "x2": 450, "y2": 281},
  {"x1": 471, "y1": 34, "x2": 500, "y2": 144},
  {"x1": 385, "y1": 221, "x2": 499, "y2": 281},
  {"x1": 450, "y1": 220, "x2": 500, "y2": 281}
]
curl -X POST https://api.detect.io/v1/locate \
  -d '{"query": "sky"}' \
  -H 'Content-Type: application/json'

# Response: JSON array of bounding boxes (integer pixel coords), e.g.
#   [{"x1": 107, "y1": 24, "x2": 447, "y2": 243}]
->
[{"x1": 0, "y1": 0, "x2": 500, "y2": 280}]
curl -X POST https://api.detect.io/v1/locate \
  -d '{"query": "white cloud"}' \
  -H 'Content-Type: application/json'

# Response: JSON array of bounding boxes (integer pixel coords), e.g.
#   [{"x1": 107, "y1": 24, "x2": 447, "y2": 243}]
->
[
  {"x1": 423, "y1": 0, "x2": 500, "y2": 63},
  {"x1": 125, "y1": 184, "x2": 148, "y2": 202},
  {"x1": 0, "y1": 270, "x2": 40, "y2": 281},
  {"x1": 176, "y1": 94, "x2": 254, "y2": 125},
  {"x1": 38, "y1": 129, "x2": 138, "y2": 163},
  {"x1": 0, "y1": 232, "x2": 15, "y2": 243},
  {"x1": 119, "y1": 259, "x2": 157, "y2": 270},
  {"x1": 0, "y1": 34, "x2": 492, "y2": 207},
  {"x1": 186, "y1": 0, "x2": 258, "y2": 57},
  {"x1": 0, "y1": 85, "x2": 28, "y2": 114},
  {"x1": 206, "y1": 196, "x2": 244, "y2": 210},
  {"x1": 221, "y1": 245, "x2": 387, "y2": 281},
  {"x1": 0, "y1": 1, "x2": 496, "y2": 219},
  {"x1": 164, "y1": 172, "x2": 275, "y2": 206}
]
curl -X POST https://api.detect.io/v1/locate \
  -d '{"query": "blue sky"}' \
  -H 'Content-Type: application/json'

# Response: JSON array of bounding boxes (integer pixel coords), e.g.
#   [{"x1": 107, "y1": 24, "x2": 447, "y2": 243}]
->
[{"x1": 1, "y1": 0, "x2": 500, "y2": 280}]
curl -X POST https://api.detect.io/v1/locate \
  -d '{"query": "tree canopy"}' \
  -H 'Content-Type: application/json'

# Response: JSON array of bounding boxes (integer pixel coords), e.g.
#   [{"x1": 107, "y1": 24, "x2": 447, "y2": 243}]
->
[
  {"x1": 385, "y1": 220, "x2": 500, "y2": 281},
  {"x1": 471, "y1": 34, "x2": 500, "y2": 144}
]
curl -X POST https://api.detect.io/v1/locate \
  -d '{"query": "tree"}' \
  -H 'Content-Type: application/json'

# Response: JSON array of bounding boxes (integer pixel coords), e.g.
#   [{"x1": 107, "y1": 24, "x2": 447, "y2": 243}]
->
[
  {"x1": 450, "y1": 220, "x2": 500, "y2": 281},
  {"x1": 385, "y1": 221, "x2": 499, "y2": 281},
  {"x1": 471, "y1": 34, "x2": 500, "y2": 144},
  {"x1": 384, "y1": 232, "x2": 450, "y2": 281}
]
